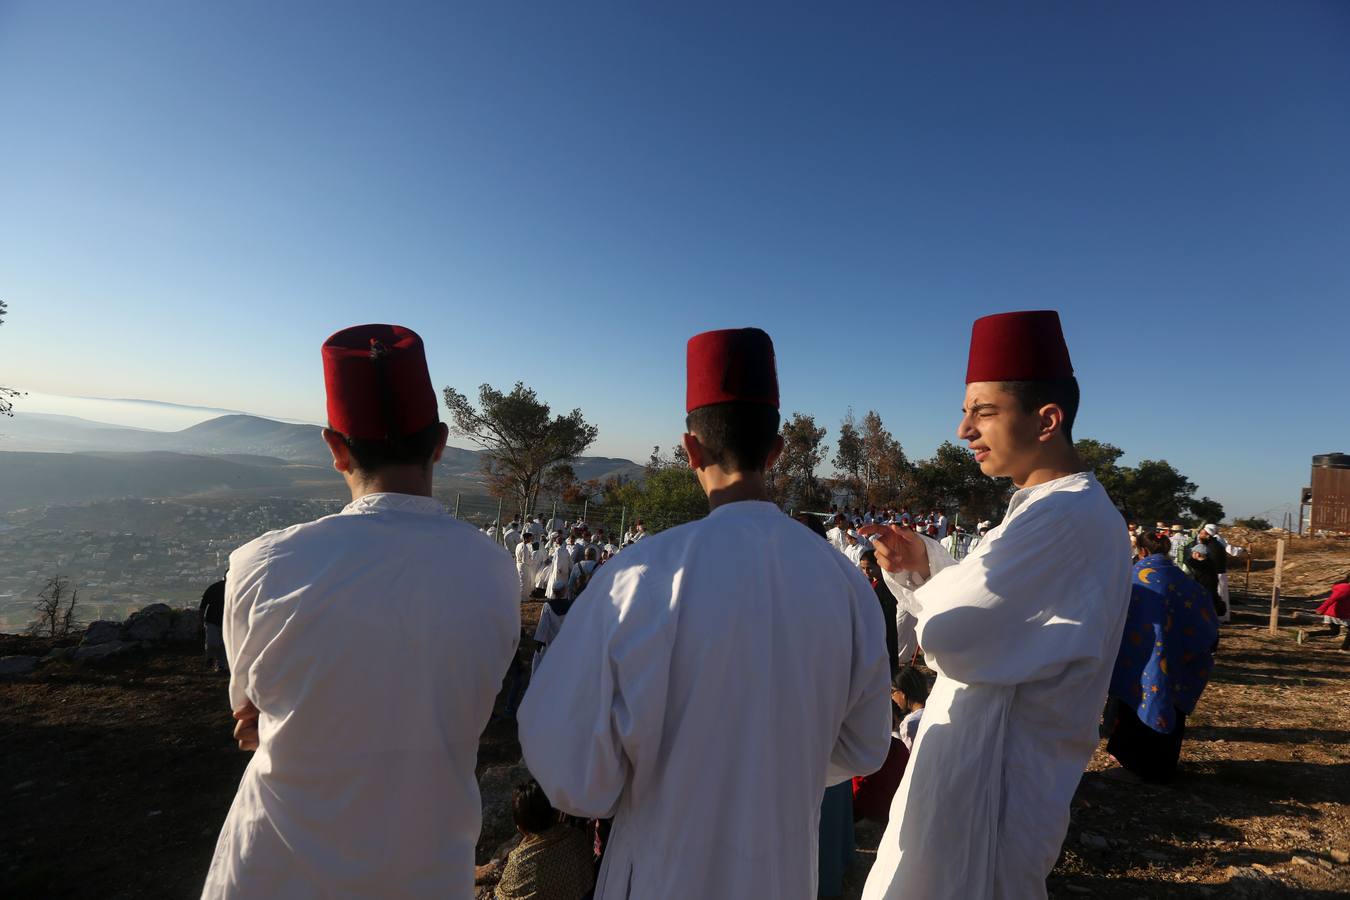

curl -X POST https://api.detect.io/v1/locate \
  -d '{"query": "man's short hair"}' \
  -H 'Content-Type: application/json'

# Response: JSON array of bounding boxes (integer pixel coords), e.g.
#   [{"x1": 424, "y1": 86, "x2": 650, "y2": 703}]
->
[
  {"x1": 511, "y1": 780, "x2": 556, "y2": 835},
  {"x1": 998, "y1": 378, "x2": 1079, "y2": 445},
  {"x1": 893, "y1": 665, "x2": 930, "y2": 704},
  {"x1": 859, "y1": 549, "x2": 878, "y2": 566},
  {"x1": 337, "y1": 421, "x2": 443, "y2": 473},
  {"x1": 685, "y1": 402, "x2": 780, "y2": 473}
]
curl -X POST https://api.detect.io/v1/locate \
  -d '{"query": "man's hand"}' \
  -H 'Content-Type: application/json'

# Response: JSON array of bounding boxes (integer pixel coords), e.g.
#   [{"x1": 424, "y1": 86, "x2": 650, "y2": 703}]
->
[
  {"x1": 232, "y1": 699, "x2": 260, "y2": 751},
  {"x1": 857, "y1": 525, "x2": 931, "y2": 581}
]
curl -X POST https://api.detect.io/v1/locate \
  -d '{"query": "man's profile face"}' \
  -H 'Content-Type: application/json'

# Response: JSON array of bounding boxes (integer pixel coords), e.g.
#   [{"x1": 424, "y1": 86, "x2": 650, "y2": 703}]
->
[
  {"x1": 859, "y1": 558, "x2": 877, "y2": 580},
  {"x1": 957, "y1": 382, "x2": 1044, "y2": 480}
]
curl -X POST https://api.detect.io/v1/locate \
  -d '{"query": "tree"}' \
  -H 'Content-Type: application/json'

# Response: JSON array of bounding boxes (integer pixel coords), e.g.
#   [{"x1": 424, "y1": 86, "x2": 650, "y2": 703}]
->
[
  {"x1": 595, "y1": 445, "x2": 707, "y2": 534},
  {"x1": 773, "y1": 412, "x2": 828, "y2": 509},
  {"x1": 540, "y1": 463, "x2": 583, "y2": 505},
  {"x1": 908, "y1": 441, "x2": 1012, "y2": 523},
  {"x1": 0, "y1": 300, "x2": 21, "y2": 417},
  {"x1": 1076, "y1": 439, "x2": 1223, "y2": 526},
  {"x1": 1233, "y1": 516, "x2": 1272, "y2": 531},
  {"x1": 442, "y1": 382, "x2": 598, "y2": 516},
  {"x1": 860, "y1": 410, "x2": 908, "y2": 506},
  {"x1": 832, "y1": 408, "x2": 863, "y2": 489},
  {"x1": 1120, "y1": 459, "x2": 1194, "y2": 523},
  {"x1": 1074, "y1": 439, "x2": 1129, "y2": 505},
  {"x1": 1187, "y1": 496, "x2": 1226, "y2": 526},
  {"x1": 30, "y1": 576, "x2": 79, "y2": 638}
]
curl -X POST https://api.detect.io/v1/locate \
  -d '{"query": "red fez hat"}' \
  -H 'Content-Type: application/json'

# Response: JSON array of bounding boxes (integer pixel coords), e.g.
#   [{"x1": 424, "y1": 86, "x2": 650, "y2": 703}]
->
[
  {"x1": 965, "y1": 310, "x2": 1074, "y2": 383},
  {"x1": 686, "y1": 328, "x2": 779, "y2": 413},
  {"x1": 322, "y1": 324, "x2": 439, "y2": 439}
]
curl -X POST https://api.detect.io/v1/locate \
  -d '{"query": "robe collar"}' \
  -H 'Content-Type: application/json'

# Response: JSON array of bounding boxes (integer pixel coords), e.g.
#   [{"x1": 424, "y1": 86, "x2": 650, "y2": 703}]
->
[
  {"x1": 340, "y1": 492, "x2": 446, "y2": 517},
  {"x1": 707, "y1": 499, "x2": 781, "y2": 518},
  {"x1": 1005, "y1": 471, "x2": 1095, "y2": 519}
]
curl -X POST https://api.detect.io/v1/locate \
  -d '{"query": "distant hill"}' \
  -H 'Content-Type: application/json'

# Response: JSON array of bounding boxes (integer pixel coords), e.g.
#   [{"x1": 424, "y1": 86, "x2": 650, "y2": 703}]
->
[
  {"x1": 0, "y1": 413, "x2": 644, "y2": 510},
  {"x1": 0, "y1": 451, "x2": 327, "y2": 512}
]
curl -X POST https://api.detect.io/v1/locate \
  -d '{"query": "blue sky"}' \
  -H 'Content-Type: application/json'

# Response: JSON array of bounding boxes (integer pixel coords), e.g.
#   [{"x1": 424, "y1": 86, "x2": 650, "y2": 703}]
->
[{"x1": 1, "y1": 2, "x2": 1347, "y2": 520}]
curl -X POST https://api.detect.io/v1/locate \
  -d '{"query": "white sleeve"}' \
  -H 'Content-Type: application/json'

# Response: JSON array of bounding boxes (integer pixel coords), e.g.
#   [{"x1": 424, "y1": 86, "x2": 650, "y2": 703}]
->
[
  {"x1": 518, "y1": 563, "x2": 676, "y2": 818},
  {"x1": 223, "y1": 542, "x2": 278, "y2": 713},
  {"x1": 881, "y1": 535, "x2": 958, "y2": 616},
  {"x1": 826, "y1": 571, "x2": 896, "y2": 786},
  {"x1": 914, "y1": 500, "x2": 1104, "y2": 686}
]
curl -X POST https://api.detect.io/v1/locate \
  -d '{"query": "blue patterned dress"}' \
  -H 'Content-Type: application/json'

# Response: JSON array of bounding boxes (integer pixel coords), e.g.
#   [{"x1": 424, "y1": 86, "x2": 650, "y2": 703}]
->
[{"x1": 1106, "y1": 553, "x2": 1218, "y2": 780}]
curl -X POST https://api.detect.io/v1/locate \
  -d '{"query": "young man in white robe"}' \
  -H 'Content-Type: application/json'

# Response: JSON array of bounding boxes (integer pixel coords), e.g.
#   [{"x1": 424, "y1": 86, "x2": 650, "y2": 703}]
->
[
  {"x1": 860, "y1": 310, "x2": 1132, "y2": 900},
  {"x1": 518, "y1": 327, "x2": 893, "y2": 900},
  {"x1": 515, "y1": 527, "x2": 544, "y2": 601},
  {"x1": 202, "y1": 324, "x2": 519, "y2": 899}
]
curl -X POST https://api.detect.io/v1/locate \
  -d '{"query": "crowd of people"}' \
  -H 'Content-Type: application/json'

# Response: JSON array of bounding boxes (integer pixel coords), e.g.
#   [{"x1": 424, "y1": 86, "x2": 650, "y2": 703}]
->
[
  {"x1": 824, "y1": 508, "x2": 992, "y2": 565},
  {"x1": 201, "y1": 315, "x2": 1253, "y2": 900}
]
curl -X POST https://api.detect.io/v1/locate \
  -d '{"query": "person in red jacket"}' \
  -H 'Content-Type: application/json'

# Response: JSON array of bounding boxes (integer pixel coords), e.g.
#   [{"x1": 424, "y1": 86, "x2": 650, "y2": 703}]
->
[{"x1": 1312, "y1": 574, "x2": 1350, "y2": 651}]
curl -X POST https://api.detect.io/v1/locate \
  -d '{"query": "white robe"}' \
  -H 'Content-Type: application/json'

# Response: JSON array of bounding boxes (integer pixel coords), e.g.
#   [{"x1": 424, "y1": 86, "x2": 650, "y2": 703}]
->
[
  {"x1": 203, "y1": 492, "x2": 520, "y2": 899},
  {"x1": 515, "y1": 539, "x2": 546, "y2": 600},
  {"x1": 518, "y1": 500, "x2": 892, "y2": 900},
  {"x1": 863, "y1": 473, "x2": 1131, "y2": 900},
  {"x1": 826, "y1": 525, "x2": 847, "y2": 551},
  {"x1": 544, "y1": 546, "x2": 575, "y2": 601}
]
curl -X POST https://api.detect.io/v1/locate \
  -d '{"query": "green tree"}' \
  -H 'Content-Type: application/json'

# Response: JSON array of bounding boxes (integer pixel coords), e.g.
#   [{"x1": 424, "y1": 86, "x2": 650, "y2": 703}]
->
[
  {"x1": 1119, "y1": 459, "x2": 1196, "y2": 524},
  {"x1": 860, "y1": 410, "x2": 908, "y2": 506},
  {"x1": 1074, "y1": 439, "x2": 1128, "y2": 504},
  {"x1": 832, "y1": 408, "x2": 863, "y2": 489},
  {"x1": 1076, "y1": 440, "x2": 1221, "y2": 526},
  {"x1": 909, "y1": 441, "x2": 1012, "y2": 523},
  {"x1": 773, "y1": 412, "x2": 827, "y2": 509},
  {"x1": 1233, "y1": 516, "x2": 1272, "y2": 530},
  {"x1": 1187, "y1": 496, "x2": 1226, "y2": 526},
  {"x1": 442, "y1": 382, "x2": 598, "y2": 515},
  {"x1": 634, "y1": 465, "x2": 707, "y2": 531}
]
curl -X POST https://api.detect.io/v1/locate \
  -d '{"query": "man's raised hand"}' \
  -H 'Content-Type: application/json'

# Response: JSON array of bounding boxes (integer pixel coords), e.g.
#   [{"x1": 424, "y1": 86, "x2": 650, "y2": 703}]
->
[{"x1": 857, "y1": 525, "x2": 931, "y2": 581}]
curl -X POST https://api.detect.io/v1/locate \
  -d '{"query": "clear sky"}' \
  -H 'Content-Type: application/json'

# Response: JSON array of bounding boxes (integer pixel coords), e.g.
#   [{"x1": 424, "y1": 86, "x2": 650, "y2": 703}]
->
[{"x1": 1, "y1": 2, "x2": 1347, "y2": 520}]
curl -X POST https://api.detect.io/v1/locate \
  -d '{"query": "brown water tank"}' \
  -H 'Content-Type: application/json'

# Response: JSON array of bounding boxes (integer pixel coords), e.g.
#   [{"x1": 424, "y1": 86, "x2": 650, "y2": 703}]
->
[{"x1": 1310, "y1": 453, "x2": 1350, "y2": 533}]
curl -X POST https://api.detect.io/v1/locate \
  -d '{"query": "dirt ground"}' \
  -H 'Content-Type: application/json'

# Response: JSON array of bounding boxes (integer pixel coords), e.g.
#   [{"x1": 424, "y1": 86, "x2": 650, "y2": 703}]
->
[{"x1": 2, "y1": 536, "x2": 1347, "y2": 898}]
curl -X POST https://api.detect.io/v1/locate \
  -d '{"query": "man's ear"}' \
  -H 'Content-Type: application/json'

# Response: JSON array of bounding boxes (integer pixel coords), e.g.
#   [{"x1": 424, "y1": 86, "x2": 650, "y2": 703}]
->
[
  {"x1": 764, "y1": 433, "x2": 786, "y2": 470},
  {"x1": 1036, "y1": 403, "x2": 1066, "y2": 444},
  {"x1": 682, "y1": 432, "x2": 705, "y2": 470},
  {"x1": 321, "y1": 428, "x2": 354, "y2": 474},
  {"x1": 430, "y1": 422, "x2": 450, "y2": 465}
]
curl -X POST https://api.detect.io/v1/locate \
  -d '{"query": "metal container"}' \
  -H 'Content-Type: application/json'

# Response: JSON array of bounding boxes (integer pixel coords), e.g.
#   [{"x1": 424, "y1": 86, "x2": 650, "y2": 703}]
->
[{"x1": 1310, "y1": 452, "x2": 1350, "y2": 533}]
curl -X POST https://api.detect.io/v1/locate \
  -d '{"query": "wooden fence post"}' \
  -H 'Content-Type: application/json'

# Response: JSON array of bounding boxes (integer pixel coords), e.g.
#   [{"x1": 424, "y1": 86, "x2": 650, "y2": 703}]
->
[{"x1": 1268, "y1": 538, "x2": 1285, "y2": 635}]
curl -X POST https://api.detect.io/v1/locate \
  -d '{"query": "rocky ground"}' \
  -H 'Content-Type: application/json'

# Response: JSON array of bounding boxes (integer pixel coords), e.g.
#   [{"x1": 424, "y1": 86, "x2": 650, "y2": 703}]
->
[{"x1": 2, "y1": 538, "x2": 1347, "y2": 898}]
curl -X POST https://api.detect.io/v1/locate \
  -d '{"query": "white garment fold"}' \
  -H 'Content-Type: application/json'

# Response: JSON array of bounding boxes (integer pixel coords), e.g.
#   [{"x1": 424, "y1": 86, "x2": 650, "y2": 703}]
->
[
  {"x1": 865, "y1": 473, "x2": 1131, "y2": 900},
  {"x1": 518, "y1": 500, "x2": 892, "y2": 900},
  {"x1": 204, "y1": 492, "x2": 520, "y2": 899}
]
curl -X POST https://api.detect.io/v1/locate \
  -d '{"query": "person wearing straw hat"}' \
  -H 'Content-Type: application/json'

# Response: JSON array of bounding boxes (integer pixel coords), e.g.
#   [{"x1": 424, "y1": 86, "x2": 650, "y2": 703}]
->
[{"x1": 860, "y1": 311, "x2": 1131, "y2": 900}]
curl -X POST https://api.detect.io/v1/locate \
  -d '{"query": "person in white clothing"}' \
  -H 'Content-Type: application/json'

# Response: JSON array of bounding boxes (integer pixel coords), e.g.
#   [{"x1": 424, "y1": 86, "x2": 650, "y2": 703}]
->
[
  {"x1": 544, "y1": 538, "x2": 576, "y2": 602},
  {"x1": 202, "y1": 324, "x2": 519, "y2": 900},
  {"x1": 842, "y1": 529, "x2": 867, "y2": 564},
  {"x1": 515, "y1": 528, "x2": 544, "y2": 601},
  {"x1": 826, "y1": 513, "x2": 848, "y2": 551},
  {"x1": 518, "y1": 327, "x2": 892, "y2": 900},
  {"x1": 860, "y1": 311, "x2": 1131, "y2": 900},
  {"x1": 503, "y1": 521, "x2": 522, "y2": 554}
]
